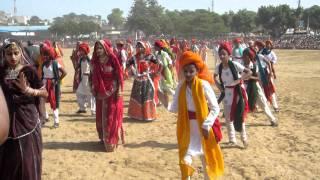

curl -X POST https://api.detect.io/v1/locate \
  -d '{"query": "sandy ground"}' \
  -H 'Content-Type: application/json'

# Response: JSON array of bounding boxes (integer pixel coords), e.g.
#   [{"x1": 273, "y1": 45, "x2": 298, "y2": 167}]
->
[{"x1": 41, "y1": 49, "x2": 320, "y2": 180}]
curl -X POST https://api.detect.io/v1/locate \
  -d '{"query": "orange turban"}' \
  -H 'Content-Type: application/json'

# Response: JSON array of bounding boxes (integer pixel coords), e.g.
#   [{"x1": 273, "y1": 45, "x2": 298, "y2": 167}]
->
[{"x1": 179, "y1": 51, "x2": 214, "y2": 84}]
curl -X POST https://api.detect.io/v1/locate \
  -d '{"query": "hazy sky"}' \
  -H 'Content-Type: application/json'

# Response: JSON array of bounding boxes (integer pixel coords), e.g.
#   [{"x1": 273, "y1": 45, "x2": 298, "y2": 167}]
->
[{"x1": 0, "y1": 0, "x2": 318, "y2": 20}]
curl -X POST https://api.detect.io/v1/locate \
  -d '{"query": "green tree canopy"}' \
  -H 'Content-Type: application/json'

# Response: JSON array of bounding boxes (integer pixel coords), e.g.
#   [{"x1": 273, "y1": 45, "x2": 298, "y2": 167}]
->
[
  {"x1": 303, "y1": 5, "x2": 320, "y2": 30},
  {"x1": 231, "y1": 9, "x2": 257, "y2": 33},
  {"x1": 49, "y1": 13, "x2": 100, "y2": 37},
  {"x1": 28, "y1": 16, "x2": 42, "y2": 25},
  {"x1": 107, "y1": 8, "x2": 125, "y2": 29}
]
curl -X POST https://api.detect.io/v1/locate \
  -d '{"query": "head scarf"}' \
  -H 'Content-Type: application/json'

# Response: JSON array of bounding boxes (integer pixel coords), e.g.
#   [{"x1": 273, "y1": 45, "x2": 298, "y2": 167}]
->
[
  {"x1": 160, "y1": 39, "x2": 170, "y2": 48},
  {"x1": 43, "y1": 40, "x2": 52, "y2": 48},
  {"x1": 1, "y1": 38, "x2": 32, "y2": 66},
  {"x1": 265, "y1": 40, "x2": 273, "y2": 49},
  {"x1": 126, "y1": 38, "x2": 132, "y2": 44},
  {"x1": 136, "y1": 41, "x2": 151, "y2": 55},
  {"x1": 179, "y1": 51, "x2": 214, "y2": 84},
  {"x1": 218, "y1": 42, "x2": 232, "y2": 55},
  {"x1": 79, "y1": 42, "x2": 90, "y2": 55},
  {"x1": 154, "y1": 40, "x2": 165, "y2": 49},
  {"x1": 40, "y1": 43, "x2": 56, "y2": 60},
  {"x1": 242, "y1": 48, "x2": 256, "y2": 60},
  {"x1": 233, "y1": 38, "x2": 241, "y2": 44},
  {"x1": 254, "y1": 40, "x2": 265, "y2": 48},
  {"x1": 170, "y1": 38, "x2": 176, "y2": 45},
  {"x1": 91, "y1": 39, "x2": 124, "y2": 92}
]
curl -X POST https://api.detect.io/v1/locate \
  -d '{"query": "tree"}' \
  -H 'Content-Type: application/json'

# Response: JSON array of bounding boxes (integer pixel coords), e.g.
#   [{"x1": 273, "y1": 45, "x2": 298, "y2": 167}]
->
[
  {"x1": 107, "y1": 8, "x2": 125, "y2": 29},
  {"x1": 221, "y1": 11, "x2": 234, "y2": 32},
  {"x1": 257, "y1": 5, "x2": 295, "y2": 37},
  {"x1": 303, "y1": 5, "x2": 320, "y2": 30},
  {"x1": 231, "y1": 9, "x2": 256, "y2": 33},
  {"x1": 28, "y1": 16, "x2": 42, "y2": 25},
  {"x1": 126, "y1": 0, "x2": 164, "y2": 36},
  {"x1": 49, "y1": 13, "x2": 101, "y2": 37}
]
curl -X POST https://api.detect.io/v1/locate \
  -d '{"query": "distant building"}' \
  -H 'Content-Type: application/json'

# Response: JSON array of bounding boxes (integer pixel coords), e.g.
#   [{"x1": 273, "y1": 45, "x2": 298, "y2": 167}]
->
[
  {"x1": 0, "y1": 11, "x2": 10, "y2": 25},
  {"x1": 13, "y1": 16, "x2": 30, "y2": 25}
]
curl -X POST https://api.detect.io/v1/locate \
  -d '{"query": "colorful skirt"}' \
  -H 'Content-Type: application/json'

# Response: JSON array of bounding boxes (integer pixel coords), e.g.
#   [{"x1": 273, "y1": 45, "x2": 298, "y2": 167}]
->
[{"x1": 128, "y1": 76, "x2": 156, "y2": 121}]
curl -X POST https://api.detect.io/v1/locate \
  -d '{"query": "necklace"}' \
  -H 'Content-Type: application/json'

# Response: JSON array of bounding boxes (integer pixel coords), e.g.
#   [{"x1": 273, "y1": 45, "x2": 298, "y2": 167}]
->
[{"x1": 5, "y1": 66, "x2": 20, "y2": 80}]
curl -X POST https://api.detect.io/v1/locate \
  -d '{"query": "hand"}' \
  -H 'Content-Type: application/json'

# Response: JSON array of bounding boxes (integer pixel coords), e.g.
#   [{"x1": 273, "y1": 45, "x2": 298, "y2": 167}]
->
[
  {"x1": 273, "y1": 73, "x2": 277, "y2": 79},
  {"x1": 202, "y1": 128, "x2": 209, "y2": 140},
  {"x1": 13, "y1": 72, "x2": 28, "y2": 92},
  {"x1": 230, "y1": 79, "x2": 241, "y2": 86}
]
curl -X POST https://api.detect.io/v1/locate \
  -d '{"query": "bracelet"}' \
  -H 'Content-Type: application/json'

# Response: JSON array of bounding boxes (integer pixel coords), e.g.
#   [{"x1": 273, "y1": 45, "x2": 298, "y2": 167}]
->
[{"x1": 23, "y1": 86, "x2": 39, "y2": 96}]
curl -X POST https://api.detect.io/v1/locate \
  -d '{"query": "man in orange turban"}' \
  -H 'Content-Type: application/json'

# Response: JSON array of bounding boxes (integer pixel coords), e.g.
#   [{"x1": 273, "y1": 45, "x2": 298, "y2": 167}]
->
[
  {"x1": 168, "y1": 51, "x2": 224, "y2": 179},
  {"x1": 179, "y1": 51, "x2": 214, "y2": 84}
]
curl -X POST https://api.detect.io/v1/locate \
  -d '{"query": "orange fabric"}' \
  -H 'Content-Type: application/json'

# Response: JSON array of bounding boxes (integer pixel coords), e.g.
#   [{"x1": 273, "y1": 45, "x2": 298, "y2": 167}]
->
[
  {"x1": 177, "y1": 77, "x2": 224, "y2": 179},
  {"x1": 179, "y1": 51, "x2": 214, "y2": 84}
]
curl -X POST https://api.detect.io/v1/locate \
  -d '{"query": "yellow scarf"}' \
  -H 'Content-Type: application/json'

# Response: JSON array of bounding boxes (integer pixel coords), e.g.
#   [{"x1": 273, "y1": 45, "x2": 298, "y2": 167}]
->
[{"x1": 177, "y1": 77, "x2": 224, "y2": 179}]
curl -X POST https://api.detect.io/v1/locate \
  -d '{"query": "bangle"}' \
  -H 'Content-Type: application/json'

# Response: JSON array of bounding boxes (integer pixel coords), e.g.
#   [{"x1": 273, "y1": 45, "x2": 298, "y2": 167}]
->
[{"x1": 23, "y1": 86, "x2": 31, "y2": 94}]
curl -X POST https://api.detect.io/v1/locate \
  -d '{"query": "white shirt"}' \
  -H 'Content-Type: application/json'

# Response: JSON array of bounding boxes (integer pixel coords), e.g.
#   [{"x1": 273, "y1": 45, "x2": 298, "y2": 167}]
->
[
  {"x1": 214, "y1": 61, "x2": 245, "y2": 105},
  {"x1": 168, "y1": 80, "x2": 220, "y2": 131},
  {"x1": 257, "y1": 54, "x2": 268, "y2": 69},
  {"x1": 168, "y1": 80, "x2": 220, "y2": 156},
  {"x1": 77, "y1": 58, "x2": 92, "y2": 95},
  {"x1": 43, "y1": 62, "x2": 61, "y2": 79},
  {"x1": 214, "y1": 61, "x2": 244, "y2": 86},
  {"x1": 120, "y1": 49, "x2": 128, "y2": 63},
  {"x1": 265, "y1": 51, "x2": 277, "y2": 64}
]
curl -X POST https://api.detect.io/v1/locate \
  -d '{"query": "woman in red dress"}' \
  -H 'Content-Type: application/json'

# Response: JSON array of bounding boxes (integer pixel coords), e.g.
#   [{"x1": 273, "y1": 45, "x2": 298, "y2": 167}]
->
[{"x1": 91, "y1": 39, "x2": 124, "y2": 152}]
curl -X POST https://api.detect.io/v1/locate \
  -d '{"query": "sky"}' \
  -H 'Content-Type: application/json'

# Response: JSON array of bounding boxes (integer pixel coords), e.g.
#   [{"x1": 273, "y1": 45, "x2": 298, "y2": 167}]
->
[{"x1": 0, "y1": 0, "x2": 318, "y2": 20}]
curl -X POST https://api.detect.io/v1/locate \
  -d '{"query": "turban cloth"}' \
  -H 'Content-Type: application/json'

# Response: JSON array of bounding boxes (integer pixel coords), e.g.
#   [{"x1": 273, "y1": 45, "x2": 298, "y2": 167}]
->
[
  {"x1": 179, "y1": 51, "x2": 214, "y2": 84},
  {"x1": 79, "y1": 42, "x2": 90, "y2": 55},
  {"x1": 218, "y1": 42, "x2": 232, "y2": 55}
]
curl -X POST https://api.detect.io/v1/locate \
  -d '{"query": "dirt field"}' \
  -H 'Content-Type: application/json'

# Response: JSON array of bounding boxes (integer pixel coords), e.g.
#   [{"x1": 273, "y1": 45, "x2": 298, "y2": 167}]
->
[{"x1": 41, "y1": 49, "x2": 320, "y2": 180}]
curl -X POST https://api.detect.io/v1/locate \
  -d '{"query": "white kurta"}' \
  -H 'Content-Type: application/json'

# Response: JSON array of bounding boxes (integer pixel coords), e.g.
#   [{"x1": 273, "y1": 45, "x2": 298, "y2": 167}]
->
[
  {"x1": 76, "y1": 59, "x2": 92, "y2": 95},
  {"x1": 232, "y1": 47, "x2": 244, "y2": 65},
  {"x1": 244, "y1": 62, "x2": 276, "y2": 122},
  {"x1": 168, "y1": 80, "x2": 220, "y2": 156},
  {"x1": 264, "y1": 51, "x2": 277, "y2": 64},
  {"x1": 42, "y1": 62, "x2": 61, "y2": 79},
  {"x1": 214, "y1": 61, "x2": 245, "y2": 106}
]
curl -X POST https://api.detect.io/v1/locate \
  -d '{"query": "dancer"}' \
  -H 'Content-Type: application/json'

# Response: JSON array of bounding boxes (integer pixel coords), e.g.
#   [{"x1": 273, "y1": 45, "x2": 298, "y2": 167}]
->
[
  {"x1": 242, "y1": 48, "x2": 278, "y2": 126},
  {"x1": 199, "y1": 41, "x2": 209, "y2": 64},
  {"x1": 255, "y1": 41, "x2": 279, "y2": 112},
  {"x1": 41, "y1": 43, "x2": 67, "y2": 128},
  {"x1": 70, "y1": 41, "x2": 81, "y2": 92},
  {"x1": 91, "y1": 39, "x2": 124, "y2": 152},
  {"x1": 76, "y1": 42, "x2": 95, "y2": 115},
  {"x1": 53, "y1": 41, "x2": 64, "y2": 68},
  {"x1": 168, "y1": 51, "x2": 224, "y2": 180},
  {"x1": 214, "y1": 42, "x2": 251, "y2": 147},
  {"x1": 126, "y1": 41, "x2": 158, "y2": 121},
  {"x1": 232, "y1": 38, "x2": 244, "y2": 65},
  {"x1": 0, "y1": 39, "x2": 48, "y2": 180},
  {"x1": 154, "y1": 40, "x2": 175, "y2": 107}
]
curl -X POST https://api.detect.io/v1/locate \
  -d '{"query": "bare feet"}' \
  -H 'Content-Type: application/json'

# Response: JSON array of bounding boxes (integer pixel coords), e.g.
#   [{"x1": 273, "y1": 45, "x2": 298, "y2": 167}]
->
[{"x1": 105, "y1": 143, "x2": 116, "y2": 152}]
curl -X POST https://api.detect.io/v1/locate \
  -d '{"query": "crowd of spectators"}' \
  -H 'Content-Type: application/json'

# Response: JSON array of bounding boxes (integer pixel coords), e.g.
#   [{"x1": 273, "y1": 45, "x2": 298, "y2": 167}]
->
[{"x1": 273, "y1": 34, "x2": 320, "y2": 50}]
